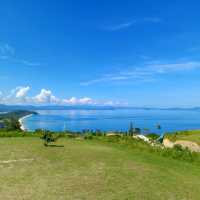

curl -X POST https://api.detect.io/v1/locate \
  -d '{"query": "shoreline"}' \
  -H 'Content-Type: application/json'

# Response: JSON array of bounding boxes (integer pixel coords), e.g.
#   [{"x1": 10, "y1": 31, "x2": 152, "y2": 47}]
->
[{"x1": 19, "y1": 114, "x2": 33, "y2": 131}]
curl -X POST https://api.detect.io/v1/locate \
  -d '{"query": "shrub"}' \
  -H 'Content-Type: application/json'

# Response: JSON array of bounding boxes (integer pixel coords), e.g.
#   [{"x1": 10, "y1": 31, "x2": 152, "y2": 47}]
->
[
  {"x1": 98, "y1": 135, "x2": 199, "y2": 163},
  {"x1": 105, "y1": 134, "x2": 123, "y2": 143},
  {"x1": 0, "y1": 130, "x2": 30, "y2": 137},
  {"x1": 146, "y1": 133, "x2": 160, "y2": 140},
  {"x1": 40, "y1": 130, "x2": 61, "y2": 146},
  {"x1": 83, "y1": 134, "x2": 93, "y2": 140}
]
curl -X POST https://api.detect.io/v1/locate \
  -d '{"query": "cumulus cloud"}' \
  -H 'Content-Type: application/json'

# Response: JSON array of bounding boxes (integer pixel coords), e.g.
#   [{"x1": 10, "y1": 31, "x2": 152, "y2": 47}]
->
[
  {"x1": 33, "y1": 89, "x2": 58, "y2": 104},
  {"x1": 0, "y1": 86, "x2": 31, "y2": 104},
  {"x1": 33, "y1": 90, "x2": 96, "y2": 105},
  {"x1": 15, "y1": 86, "x2": 30, "y2": 98},
  {"x1": 79, "y1": 97, "x2": 93, "y2": 104},
  {"x1": 0, "y1": 86, "x2": 120, "y2": 106},
  {"x1": 63, "y1": 97, "x2": 94, "y2": 105},
  {"x1": 34, "y1": 89, "x2": 51, "y2": 103},
  {"x1": 63, "y1": 97, "x2": 77, "y2": 104}
]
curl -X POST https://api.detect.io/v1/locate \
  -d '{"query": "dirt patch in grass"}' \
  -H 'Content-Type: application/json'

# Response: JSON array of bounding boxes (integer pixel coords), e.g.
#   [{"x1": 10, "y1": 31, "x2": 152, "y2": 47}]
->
[
  {"x1": 163, "y1": 138, "x2": 200, "y2": 152},
  {"x1": 0, "y1": 158, "x2": 34, "y2": 164}
]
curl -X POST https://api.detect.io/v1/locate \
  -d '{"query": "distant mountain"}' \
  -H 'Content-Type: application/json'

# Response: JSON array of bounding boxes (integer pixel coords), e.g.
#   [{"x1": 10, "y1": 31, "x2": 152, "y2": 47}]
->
[
  {"x1": 0, "y1": 104, "x2": 36, "y2": 112},
  {"x1": 1, "y1": 104, "x2": 200, "y2": 112},
  {"x1": 0, "y1": 104, "x2": 117, "y2": 112}
]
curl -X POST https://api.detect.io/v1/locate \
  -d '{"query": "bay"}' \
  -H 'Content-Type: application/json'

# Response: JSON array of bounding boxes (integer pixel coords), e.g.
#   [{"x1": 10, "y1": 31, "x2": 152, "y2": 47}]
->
[{"x1": 22, "y1": 109, "x2": 200, "y2": 134}]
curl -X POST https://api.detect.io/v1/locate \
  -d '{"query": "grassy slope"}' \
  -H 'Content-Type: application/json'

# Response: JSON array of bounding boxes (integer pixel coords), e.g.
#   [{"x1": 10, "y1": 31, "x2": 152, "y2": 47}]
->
[
  {"x1": 165, "y1": 130, "x2": 200, "y2": 145},
  {"x1": 0, "y1": 137, "x2": 200, "y2": 200}
]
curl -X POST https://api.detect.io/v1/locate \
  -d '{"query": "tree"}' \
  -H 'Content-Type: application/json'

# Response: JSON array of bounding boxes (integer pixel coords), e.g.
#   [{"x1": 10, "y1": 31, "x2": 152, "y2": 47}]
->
[
  {"x1": 128, "y1": 122, "x2": 134, "y2": 136},
  {"x1": 4, "y1": 117, "x2": 21, "y2": 131},
  {"x1": 134, "y1": 128, "x2": 141, "y2": 135}
]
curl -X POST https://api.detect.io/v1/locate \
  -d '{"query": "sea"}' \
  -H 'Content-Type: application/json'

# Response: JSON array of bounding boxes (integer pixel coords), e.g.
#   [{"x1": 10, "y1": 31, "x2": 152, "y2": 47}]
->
[{"x1": 21, "y1": 109, "x2": 200, "y2": 134}]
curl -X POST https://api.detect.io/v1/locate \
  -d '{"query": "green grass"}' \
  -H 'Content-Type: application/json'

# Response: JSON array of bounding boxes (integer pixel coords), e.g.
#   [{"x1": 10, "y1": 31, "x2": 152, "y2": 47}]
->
[
  {"x1": 165, "y1": 130, "x2": 200, "y2": 145},
  {"x1": 0, "y1": 137, "x2": 200, "y2": 199}
]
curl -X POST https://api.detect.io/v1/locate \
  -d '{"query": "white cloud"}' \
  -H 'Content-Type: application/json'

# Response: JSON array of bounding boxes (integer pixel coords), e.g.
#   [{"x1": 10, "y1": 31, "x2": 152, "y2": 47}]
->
[
  {"x1": 32, "y1": 89, "x2": 99, "y2": 105},
  {"x1": 103, "y1": 17, "x2": 162, "y2": 31},
  {"x1": 105, "y1": 22, "x2": 134, "y2": 31},
  {"x1": 0, "y1": 87, "x2": 121, "y2": 106},
  {"x1": 103, "y1": 100, "x2": 115, "y2": 106},
  {"x1": 0, "y1": 86, "x2": 31, "y2": 104},
  {"x1": 18, "y1": 59, "x2": 41, "y2": 67},
  {"x1": 34, "y1": 89, "x2": 57, "y2": 104},
  {"x1": 63, "y1": 97, "x2": 78, "y2": 104},
  {"x1": 15, "y1": 86, "x2": 30, "y2": 98},
  {"x1": 0, "y1": 43, "x2": 40, "y2": 67},
  {"x1": 79, "y1": 97, "x2": 93, "y2": 104},
  {"x1": 0, "y1": 44, "x2": 15, "y2": 56},
  {"x1": 33, "y1": 90, "x2": 95, "y2": 105},
  {"x1": 81, "y1": 61, "x2": 200, "y2": 86},
  {"x1": 63, "y1": 97, "x2": 94, "y2": 105},
  {"x1": 0, "y1": 91, "x2": 2, "y2": 102}
]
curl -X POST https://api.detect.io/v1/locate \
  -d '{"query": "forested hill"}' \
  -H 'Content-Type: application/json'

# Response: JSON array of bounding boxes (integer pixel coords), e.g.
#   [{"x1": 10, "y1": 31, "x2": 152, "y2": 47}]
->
[{"x1": 0, "y1": 110, "x2": 37, "y2": 120}]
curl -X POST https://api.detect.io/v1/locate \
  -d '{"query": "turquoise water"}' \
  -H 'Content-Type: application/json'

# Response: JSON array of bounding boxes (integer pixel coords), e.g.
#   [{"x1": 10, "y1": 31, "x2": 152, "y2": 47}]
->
[{"x1": 22, "y1": 109, "x2": 200, "y2": 133}]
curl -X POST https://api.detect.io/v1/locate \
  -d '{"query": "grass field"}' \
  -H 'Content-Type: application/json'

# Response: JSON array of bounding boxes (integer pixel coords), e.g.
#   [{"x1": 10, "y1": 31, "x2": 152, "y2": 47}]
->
[
  {"x1": 165, "y1": 130, "x2": 200, "y2": 145},
  {"x1": 0, "y1": 137, "x2": 200, "y2": 200}
]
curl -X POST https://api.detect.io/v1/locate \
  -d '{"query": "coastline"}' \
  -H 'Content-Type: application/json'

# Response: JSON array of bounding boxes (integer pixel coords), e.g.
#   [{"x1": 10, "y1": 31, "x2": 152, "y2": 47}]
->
[{"x1": 19, "y1": 114, "x2": 33, "y2": 131}]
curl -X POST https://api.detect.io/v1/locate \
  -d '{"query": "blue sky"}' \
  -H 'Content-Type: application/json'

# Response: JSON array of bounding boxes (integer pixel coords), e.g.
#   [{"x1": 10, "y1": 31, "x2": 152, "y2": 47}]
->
[{"x1": 1, "y1": 0, "x2": 200, "y2": 107}]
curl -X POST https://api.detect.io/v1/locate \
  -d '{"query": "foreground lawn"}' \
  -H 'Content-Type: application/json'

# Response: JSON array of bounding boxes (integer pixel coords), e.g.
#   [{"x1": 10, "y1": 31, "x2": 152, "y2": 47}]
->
[{"x1": 0, "y1": 137, "x2": 200, "y2": 200}]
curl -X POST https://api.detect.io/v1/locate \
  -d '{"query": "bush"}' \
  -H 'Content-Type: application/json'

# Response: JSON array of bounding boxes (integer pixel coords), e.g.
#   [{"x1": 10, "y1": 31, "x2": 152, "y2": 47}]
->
[
  {"x1": 0, "y1": 130, "x2": 28, "y2": 137},
  {"x1": 105, "y1": 134, "x2": 124, "y2": 143},
  {"x1": 97, "y1": 135, "x2": 199, "y2": 163},
  {"x1": 146, "y1": 133, "x2": 160, "y2": 140},
  {"x1": 40, "y1": 130, "x2": 61, "y2": 146},
  {"x1": 83, "y1": 134, "x2": 93, "y2": 140}
]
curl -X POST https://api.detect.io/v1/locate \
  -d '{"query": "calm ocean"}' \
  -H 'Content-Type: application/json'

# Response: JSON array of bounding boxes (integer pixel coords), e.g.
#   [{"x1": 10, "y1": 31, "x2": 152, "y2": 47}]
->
[{"x1": 22, "y1": 109, "x2": 200, "y2": 134}]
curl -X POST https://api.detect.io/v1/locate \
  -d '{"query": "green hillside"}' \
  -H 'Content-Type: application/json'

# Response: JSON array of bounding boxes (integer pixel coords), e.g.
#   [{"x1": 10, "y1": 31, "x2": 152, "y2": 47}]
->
[{"x1": 0, "y1": 110, "x2": 37, "y2": 120}]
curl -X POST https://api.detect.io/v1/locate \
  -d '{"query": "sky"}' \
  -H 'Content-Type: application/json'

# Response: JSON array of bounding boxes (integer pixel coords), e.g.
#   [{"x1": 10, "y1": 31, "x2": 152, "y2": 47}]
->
[{"x1": 1, "y1": 0, "x2": 200, "y2": 107}]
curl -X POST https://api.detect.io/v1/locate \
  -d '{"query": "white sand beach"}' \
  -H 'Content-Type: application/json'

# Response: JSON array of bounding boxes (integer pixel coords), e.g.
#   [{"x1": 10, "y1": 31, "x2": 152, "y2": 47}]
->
[{"x1": 19, "y1": 114, "x2": 33, "y2": 131}]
